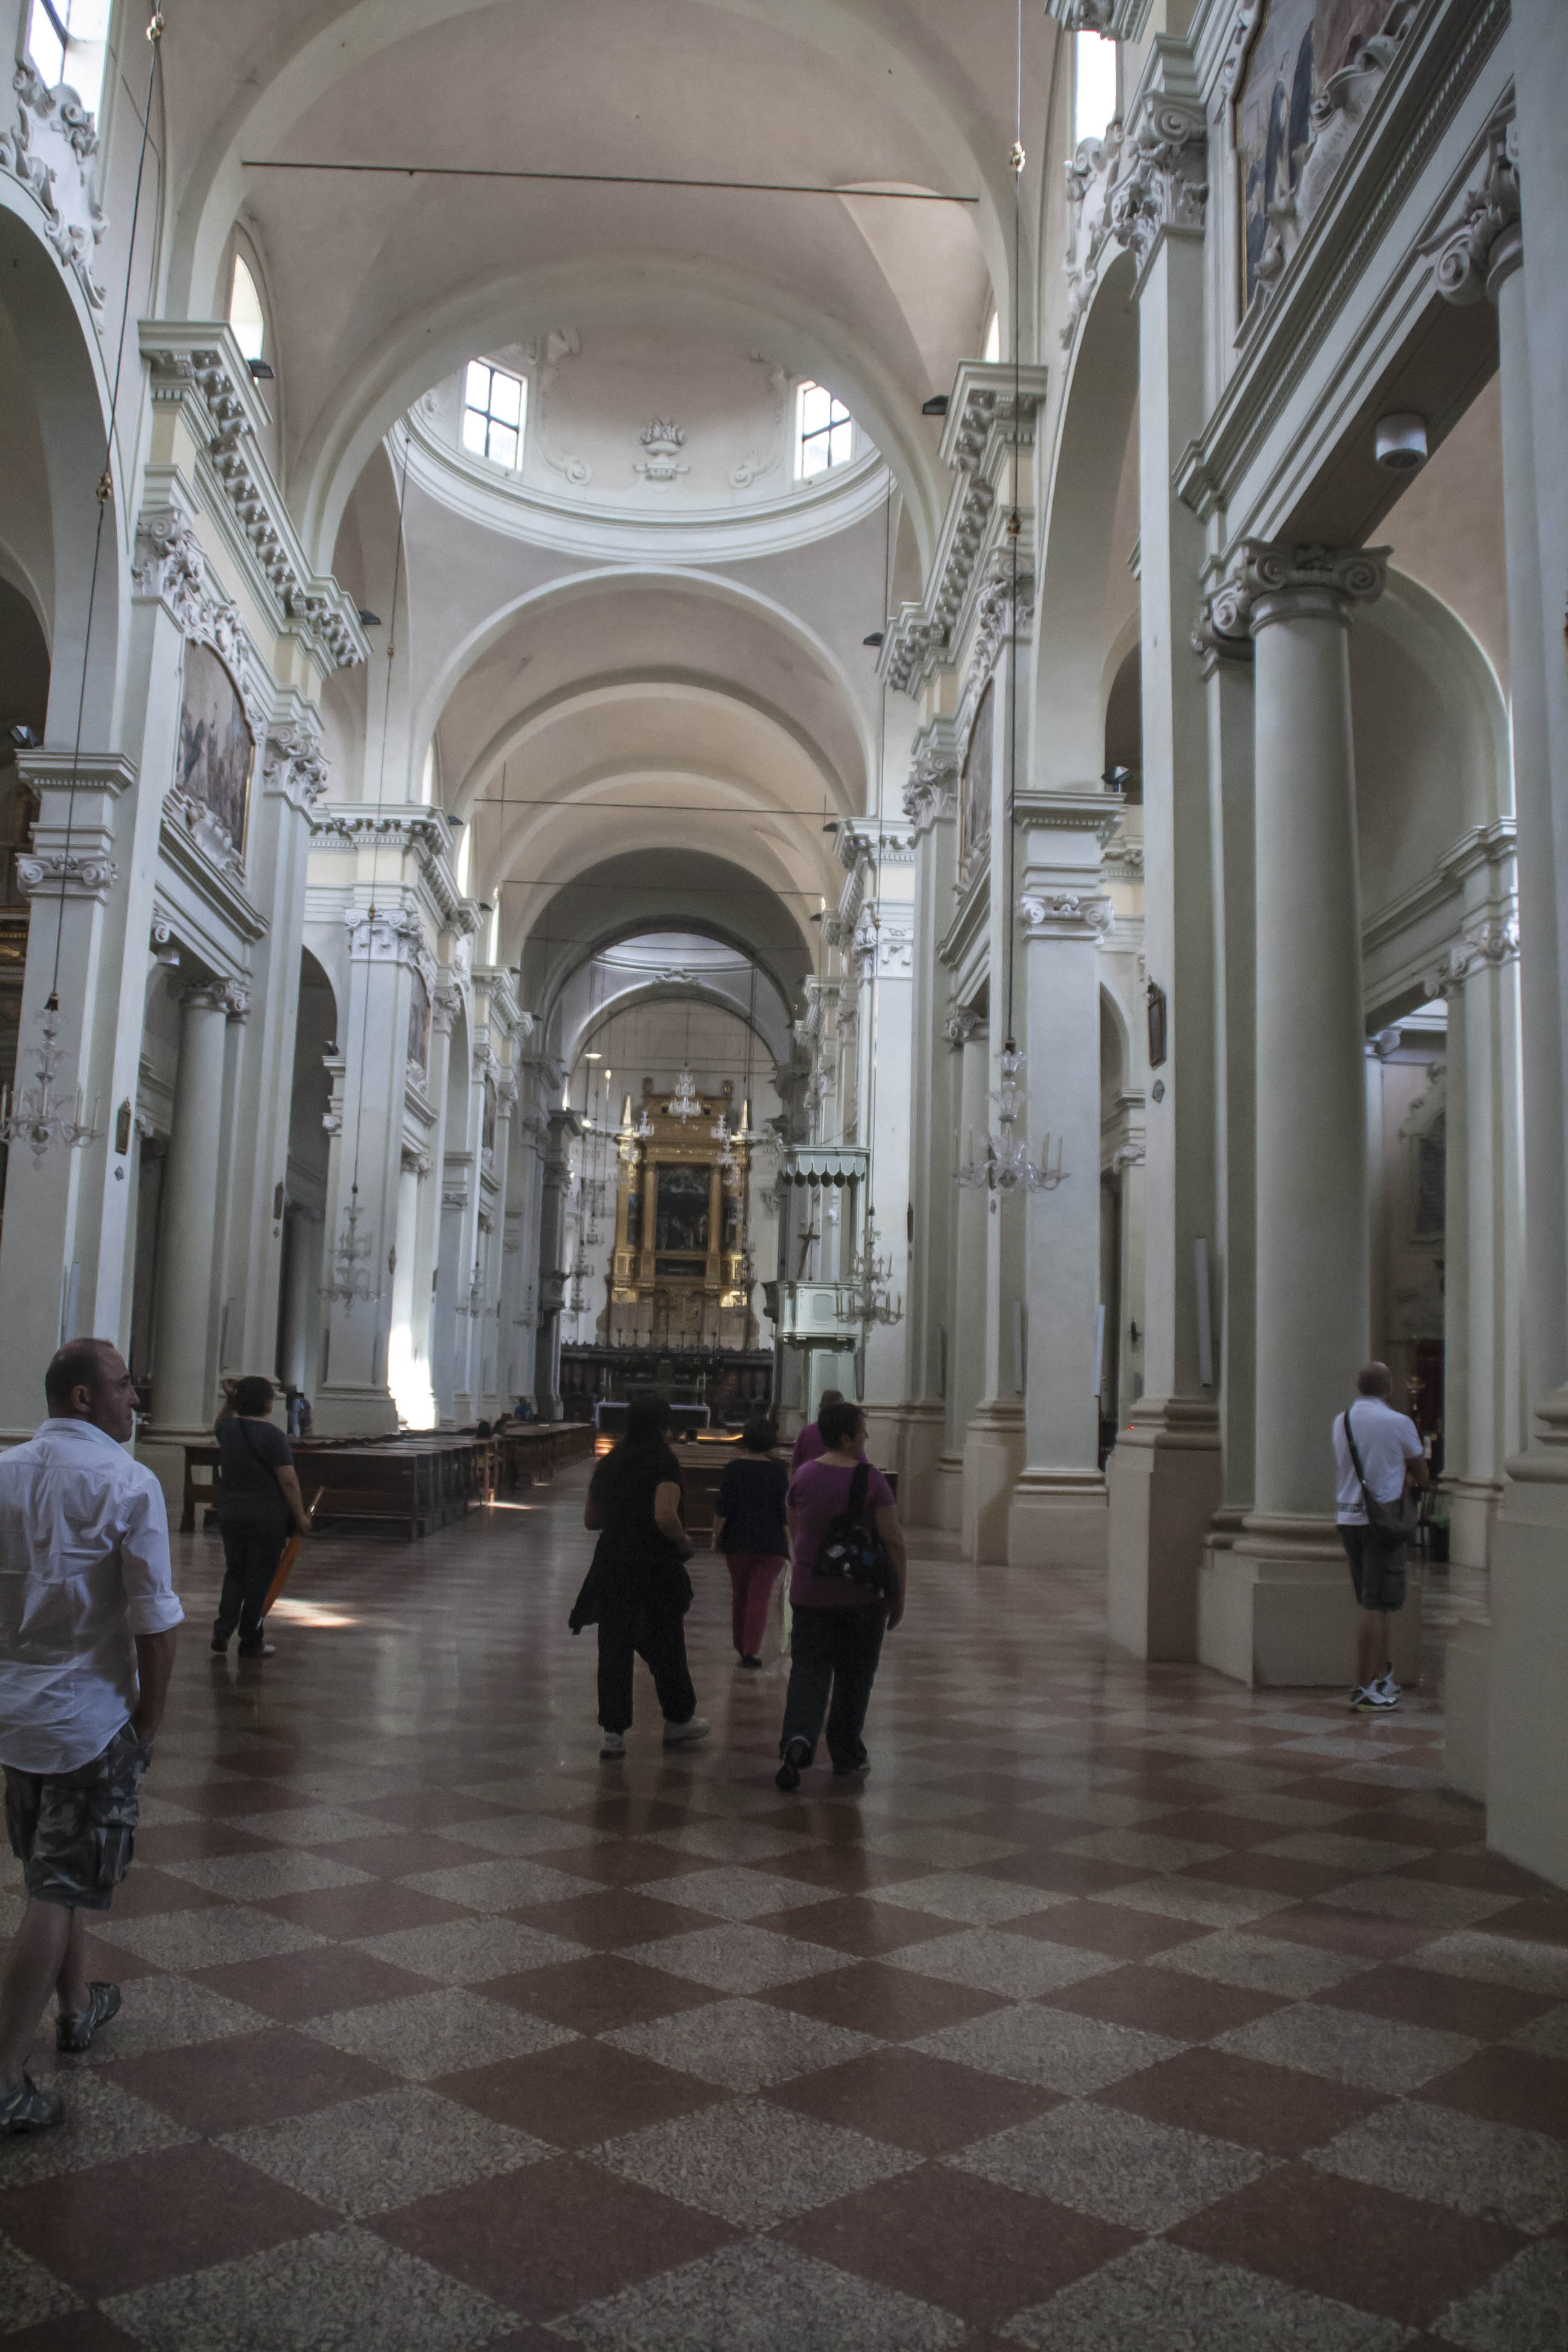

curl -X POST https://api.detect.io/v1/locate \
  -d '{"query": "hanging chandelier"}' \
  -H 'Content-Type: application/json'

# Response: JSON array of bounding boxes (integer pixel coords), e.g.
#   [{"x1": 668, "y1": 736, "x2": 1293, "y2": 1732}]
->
[
  {"x1": 839, "y1": 1211, "x2": 903, "y2": 1328},
  {"x1": 0, "y1": 999, "x2": 100, "y2": 1167},
  {"x1": 665, "y1": 1069, "x2": 702, "y2": 1120},
  {"x1": 321, "y1": 1181, "x2": 379, "y2": 1308},
  {"x1": 955, "y1": 1045, "x2": 1067, "y2": 1194}
]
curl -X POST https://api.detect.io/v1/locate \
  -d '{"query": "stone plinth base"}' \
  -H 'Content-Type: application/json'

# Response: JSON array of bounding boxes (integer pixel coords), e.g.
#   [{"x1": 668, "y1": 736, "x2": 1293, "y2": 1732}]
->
[
  {"x1": 1442, "y1": 1614, "x2": 1492, "y2": 1803},
  {"x1": 1488, "y1": 1405, "x2": 1568, "y2": 1887},
  {"x1": 1007, "y1": 1468, "x2": 1108, "y2": 1569},
  {"x1": 312, "y1": 1383, "x2": 400, "y2": 1438},
  {"x1": 861, "y1": 1400, "x2": 946, "y2": 1524},
  {"x1": 931, "y1": 1454, "x2": 964, "y2": 1531},
  {"x1": 1106, "y1": 1397, "x2": 1223, "y2": 1661},
  {"x1": 1445, "y1": 1476, "x2": 1502, "y2": 1572},
  {"x1": 1198, "y1": 1512, "x2": 1423, "y2": 1688},
  {"x1": 139, "y1": 1425, "x2": 222, "y2": 1527},
  {"x1": 962, "y1": 1401, "x2": 1025, "y2": 1564}
]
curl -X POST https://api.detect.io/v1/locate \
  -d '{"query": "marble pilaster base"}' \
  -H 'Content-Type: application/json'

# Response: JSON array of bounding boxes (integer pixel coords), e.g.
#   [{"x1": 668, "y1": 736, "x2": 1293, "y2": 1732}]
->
[
  {"x1": 312, "y1": 1383, "x2": 401, "y2": 1438},
  {"x1": 1443, "y1": 1476, "x2": 1503, "y2": 1573},
  {"x1": 862, "y1": 1400, "x2": 946, "y2": 1521},
  {"x1": 1007, "y1": 1468, "x2": 1108, "y2": 1569},
  {"x1": 1488, "y1": 1403, "x2": 1568, "y2": 1886},
  {"x1": 961, "y1": 1400, "x2": 1026, "y2": 1564},
  {"x1": 1199, "y1": 1512, "x2": 1423, "y2": 1690},
  {"x1": 930, "y1": 1454, "x2": 965, "y2": 1532},
  {"x1": 1106, "y1": 1397, "x2": 1223, "y2": 1661}
]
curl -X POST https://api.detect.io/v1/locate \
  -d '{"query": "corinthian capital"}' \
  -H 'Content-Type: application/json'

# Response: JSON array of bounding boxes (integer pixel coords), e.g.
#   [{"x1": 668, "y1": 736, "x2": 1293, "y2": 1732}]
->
[
  {"x1": 1426, "y1": 116, "x2": 1520, "y2": 309},
  {"x1": 1108, "y1": 93, "x2": 1207, "y2": 278},
  {"x1": 1206, "y1": 541, "x2": 1388, "y2": 638}
]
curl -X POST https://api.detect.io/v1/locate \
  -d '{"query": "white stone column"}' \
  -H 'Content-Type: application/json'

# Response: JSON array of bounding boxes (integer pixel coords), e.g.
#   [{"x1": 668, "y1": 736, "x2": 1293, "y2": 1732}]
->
[
  {"x1": 1204, "y1": 541, "x2": 1391, "y2": 1687},
  {"x1": 943, "y1": 1016, "x2": 988, "y2": 1534},
  {"x1": 149, "y1": 980, "x2": 246, "y2": 1434},
  {"x1": 858, "y1": 900, "x2": 916, "y2": 1469},
  {"x1": 387, "y1": 1148, "x2": 426, "y2": 1423},
  {"x1": 1008, "y1": 847, "x2": 1112, "y2": 1567},
  {"x1": 1442, "y1": 71, "x2": 1568, "y2": 1882},
  {"x1": 897, "y1": 755, "x2": 959, "y2": 1520},
  {"x1": 278, "y1": 1205, "x2": 321, "y2": 1397},
  {"x1": 1104, "y1": 63, "x2": 1223, "y2": 1654}
]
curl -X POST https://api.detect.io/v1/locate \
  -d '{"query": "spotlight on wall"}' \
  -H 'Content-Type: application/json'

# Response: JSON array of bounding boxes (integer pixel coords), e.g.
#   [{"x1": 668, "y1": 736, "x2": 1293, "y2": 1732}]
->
[
  {"x1": 862, "y1": 631, "x2": 884, "y2": 647},
  {"x1": 823, "y1": 820, "x2": 840, "y2": 833},
  {"x1": 1102, "y1": 765, "x2": 1131, "y2": 794},
  {"x1": 921, "y1": 394, "x2": 950, "y2": 416},
  {"x1": 1374, "y1": 411, "x2": 1428, "y2": 472},
  {"x1": 246, "y1": 358, "x2": 275, "y2": 382},
  {"x1": 8, "y1": 725, "x2": 37, "y2": 747},
  {"x1": 357, "y1": 609, "x2": 382, "y2": 627}
]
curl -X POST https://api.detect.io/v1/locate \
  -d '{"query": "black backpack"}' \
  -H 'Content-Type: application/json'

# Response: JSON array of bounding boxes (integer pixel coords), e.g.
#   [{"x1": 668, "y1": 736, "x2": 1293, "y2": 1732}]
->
[{"x1": 815, "y1": 1461, "x2": 893, "y2": 1598}]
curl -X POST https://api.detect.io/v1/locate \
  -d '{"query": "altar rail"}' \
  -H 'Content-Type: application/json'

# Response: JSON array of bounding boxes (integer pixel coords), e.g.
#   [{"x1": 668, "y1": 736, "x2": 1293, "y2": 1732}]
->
[{"x1": 180, "y1": 1421, "x2": 594, "y2": 1539}]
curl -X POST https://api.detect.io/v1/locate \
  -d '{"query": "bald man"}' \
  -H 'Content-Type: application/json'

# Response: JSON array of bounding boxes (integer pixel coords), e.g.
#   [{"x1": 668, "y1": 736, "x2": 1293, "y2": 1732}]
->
[
  {"x1": 0, "y1": 1341, "x2": 183, "y2": 2132},
  {"x1": 1333, "y1": 1362, "x2": 1427, "y2": 1709}
]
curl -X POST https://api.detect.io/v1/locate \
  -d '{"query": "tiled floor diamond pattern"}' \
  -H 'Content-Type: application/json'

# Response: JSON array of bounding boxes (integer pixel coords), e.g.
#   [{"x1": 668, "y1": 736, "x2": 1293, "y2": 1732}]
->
[{"x1": 2, "y1": 1475, "x2": 1565, "y2": 2350}]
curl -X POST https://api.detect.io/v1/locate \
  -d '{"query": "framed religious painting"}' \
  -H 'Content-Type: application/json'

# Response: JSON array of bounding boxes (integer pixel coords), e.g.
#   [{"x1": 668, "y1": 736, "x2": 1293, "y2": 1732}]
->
[
  {"x1": 959, "y1": 679, "x2": 994, "y2": 867},
  {"x1": 176, "y1": 639, "x2": 254, "y2": 857},
  {"x1": 407, "y1": 969, "x2": 431, "y2": 1076},
  {"x1": 1235, "y1": 0, "x2": 1393, "y2": 317}
]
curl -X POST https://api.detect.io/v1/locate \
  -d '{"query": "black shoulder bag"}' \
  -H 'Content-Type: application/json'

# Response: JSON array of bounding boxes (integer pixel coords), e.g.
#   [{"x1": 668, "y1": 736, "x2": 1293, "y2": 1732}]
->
[
  {"x1": 815, "y1": 1461, "x2": 894, "y2": 1598},
  {"x1": 1342, "y1": 1402, "x2": 1420, "y2": 1543}
]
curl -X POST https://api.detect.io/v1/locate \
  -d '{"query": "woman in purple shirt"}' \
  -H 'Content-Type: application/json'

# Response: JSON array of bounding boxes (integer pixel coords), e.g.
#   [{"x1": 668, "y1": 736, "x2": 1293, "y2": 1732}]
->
[{"x1": 775, "y1": 1399, "x2": 907, "y2": 1789}]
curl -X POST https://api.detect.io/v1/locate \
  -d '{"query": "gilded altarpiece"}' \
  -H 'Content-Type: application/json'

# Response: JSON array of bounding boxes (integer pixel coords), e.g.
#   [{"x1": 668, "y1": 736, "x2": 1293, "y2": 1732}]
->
[{"x1": 606, "y1": 1077, "x2": 757, "y2": 1350}]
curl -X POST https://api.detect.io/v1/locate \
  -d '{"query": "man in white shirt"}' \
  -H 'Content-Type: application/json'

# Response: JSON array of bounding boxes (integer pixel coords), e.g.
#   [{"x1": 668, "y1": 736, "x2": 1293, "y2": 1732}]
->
[
  {"x1": 1333, "y1": 1362, "x2": 1427, "y2": 1711},
  {"x1": 0, "y1": 1339, "x2": 183, "y2": 2132}
]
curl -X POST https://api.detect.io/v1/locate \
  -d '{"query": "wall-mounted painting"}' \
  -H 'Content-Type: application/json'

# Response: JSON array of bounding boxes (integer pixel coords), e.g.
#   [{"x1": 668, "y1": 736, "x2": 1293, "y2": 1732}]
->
[
  {"x1": 655, "y1": 1163, "x2": 710, "y2": 1255},
  {"x1": 960, "y1": 680, "x2": 994, "y2": 867},
  {"x1": 407, "y1": 970, "x2": 431, "y2": 1075},
  {"x1": 1236, "y1": 0, "x2": 1393, "y2": 314},
  {"x1": 177, "y1": 640, "x2": 254, "y2": 857}
]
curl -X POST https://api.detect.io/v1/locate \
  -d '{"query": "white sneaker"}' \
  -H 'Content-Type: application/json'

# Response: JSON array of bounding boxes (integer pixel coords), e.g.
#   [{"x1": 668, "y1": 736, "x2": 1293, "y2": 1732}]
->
[
  {"x1": 1374, "y1": 1670, "x2": 1401, "y2": 1701},
  {"x1": 1350, "y1": 1684, "x2": 1399, "y2": 1710},
  {"x1": 663, "y1": 1715, "x2": 710, "y2": 1748},
  {"x1": 599, "y1": 1730, "x2": 626, "y2": 1759}
]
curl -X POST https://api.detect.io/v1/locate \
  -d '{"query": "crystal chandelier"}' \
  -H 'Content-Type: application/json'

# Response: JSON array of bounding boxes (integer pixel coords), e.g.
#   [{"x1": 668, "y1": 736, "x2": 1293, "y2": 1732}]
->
[
  {"x1": 955, "y1": 1045, "x2": 1067, "y2": 1194},
  {"x1": 321, "y1": 1181, "x2": 379, "y2": 1308},
  {"x1": 838, "y1": 1212, "x2": 903, "y2": 1329},
  {"x1": 0, "y1": 999, "x2": 100, "y2": 1168},
  {"x1": 665, "y1": 1070, "x2": 702, "y2": 1120}
]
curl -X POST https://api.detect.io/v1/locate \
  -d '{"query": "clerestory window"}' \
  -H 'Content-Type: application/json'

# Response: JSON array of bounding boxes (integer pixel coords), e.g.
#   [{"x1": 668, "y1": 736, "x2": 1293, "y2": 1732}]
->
[
  {"x1": 27, "y1": 0, "x2": 110, "y2": 114},
  {"x1": 1073, "y1": 29, "x2": 1119, "y2": 149},
  {"x1": 462, "y1": 361, "x2": 526, "y2": 470},
  {"x1": 796, "y1": 381, "x2": 853, "y2": 480},
  {"x1": 229, "y1": 255, "x2": 266, "y2": 365}
]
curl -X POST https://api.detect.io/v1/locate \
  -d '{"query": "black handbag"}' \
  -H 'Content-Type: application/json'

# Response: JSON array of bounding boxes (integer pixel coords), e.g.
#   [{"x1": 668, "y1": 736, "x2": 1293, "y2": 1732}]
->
[
  {"x1": 1342, "y1": 1402, "x2": 1420, "y2": 1543},
  {"x1": 815, "y1": 1461, "x2": 894, "y2": 1598}
]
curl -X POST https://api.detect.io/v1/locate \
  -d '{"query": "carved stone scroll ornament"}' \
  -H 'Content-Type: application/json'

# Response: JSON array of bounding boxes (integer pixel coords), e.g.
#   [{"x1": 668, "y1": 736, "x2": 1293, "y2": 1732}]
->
[
  {"x1": 15, "y1": 851, "x2": 117, "y2": 903},
  {"x1": 1018, "y1": 890, "x2": 1115, "y2": 940},
  {"x1": 262, "y1": 726, "x2": 330, "y2": 816},
  {"x1": 1198, "y1": 541, "x2": 1388, "y2": 644},
  {"x1": 344, "y1": 903, "x2": 431, "y2": 973},
  {"x1": 1424, "y1": 912, "x2": 1521, "y2": 998},
  {"x1": 943, "y1": 1006, "x2": 982, "y2": 1049},
  {"x1": 903, "y1": 756, "x2": 958, "y2": 832},
  {"x1": 1425, "y1": 117, "x2": 1520, "y2": 308},
  {"x1": 183, "y1": 977, "x2": 251, "y2": 1022},
  {"x1": 1108, "y1": 94, "x2": 1208, "y2": 279},
  {"x1": 1063, "y1": 120, "x2": 1126, "y2": 347},
  {"x1": 0, "y1": 63, "x2": 108, "y2": 314},
  {"x1": 431, "y1": 983, "x2": 462, "y2": 1037}
]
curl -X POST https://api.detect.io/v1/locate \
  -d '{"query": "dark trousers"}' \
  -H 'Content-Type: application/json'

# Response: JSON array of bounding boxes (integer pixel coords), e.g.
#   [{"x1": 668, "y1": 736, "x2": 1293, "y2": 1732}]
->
[
  {"x1": 596, "y1": 1594, "x2": 697, "y2": 1734},
  {"x1": 780, "y1": 1602, "x2": 885, "y2": 1772},
  {"x1": 214, "y1": 1521, "x2": 287, "y2": 1653}
]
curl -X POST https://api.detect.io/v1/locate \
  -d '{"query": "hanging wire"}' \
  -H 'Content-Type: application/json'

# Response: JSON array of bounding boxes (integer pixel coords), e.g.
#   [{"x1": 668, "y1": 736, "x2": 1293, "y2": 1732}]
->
[{"x1": 1005, "y1": 0, "x2": 1025, "y2": 1052}]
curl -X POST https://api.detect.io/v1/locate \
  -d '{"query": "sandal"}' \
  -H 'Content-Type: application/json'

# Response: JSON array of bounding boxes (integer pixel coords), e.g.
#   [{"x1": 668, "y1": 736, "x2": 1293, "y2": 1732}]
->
[{"x1": 56, "y1": 1981, "x2": 121, "y2": 2054}]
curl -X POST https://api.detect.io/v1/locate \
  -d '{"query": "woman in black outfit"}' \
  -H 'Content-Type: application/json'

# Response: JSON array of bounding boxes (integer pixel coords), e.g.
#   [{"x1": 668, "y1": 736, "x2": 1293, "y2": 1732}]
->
[
  {"x1": 580, "y1": 1394, "x2": 710, "y2": 1760},
  {"x1": 211, "y1": 1375, "x2": 310, "y2": 1658}
]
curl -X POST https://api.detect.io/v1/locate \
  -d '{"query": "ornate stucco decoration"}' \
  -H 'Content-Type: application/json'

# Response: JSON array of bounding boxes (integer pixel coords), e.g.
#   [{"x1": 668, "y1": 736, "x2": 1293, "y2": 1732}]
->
[
  {"x1": 1044, "y1": 0, "x2": 1154, "y2": 33},
  {"x1": 1423, "y1": 910, "x2": 1521, "y2": 999},
  {"x1": 1102, "y1": 832, "x2": 1145, "y2": 884},
  {"x1": 185, "y1": 978, "x2": 252, "y2": 1022},
  {"x1": 634, "y1": 419, "x2": 689, "y2": 486},
  {"x1": 730, "y1": 353, "x2": 789, "y2": 488},
  {"x1": 261, "y1": 725, "x2": 330, "y2": 816},
  {"x1": 1423, "y1": 113, "x2": 1520, "y2": 308},
  {"x1": 903, "y1": 737, "x2": 959, "y2": 833},
  {"x1": 943, "y1": 1006, "x2": 982, "y2": 1049},
  {"x1": 314, "y1": 804, "x2": 465, "y2": 924},
  {"x1": 970, "y1": 550, "x2": 1037, "y2": 687},
  {"x1": 140, "y1": 328, "x2": 366, "y2": 673},
  {"x1": 1192, "y1": 569, "x2": 1256, "y2": 664},
  {"x1": 431, "y1": 983, "x2": 462, "y2": 1037},
  {"x1": 0, "y1": 62, "x2": 106, "y2": 315},
  {"x1": 1107, "y1": 92, "x2": 1207, "y2": 283},
  {"x1": 1063, "y1": 120, "x2": 1126, "y2": 347},
  {"x1": 136, "y1": 511, "x2": 270, "y2": 887},
  {"x1": 343, "y1": 901, "x2": 436, "y2": 992},
  {"x1": 1018, "y1": 890, "x2": 1115, "y2": 940},
  {"x1": 526, "y1": 325, "x2": 592, "y2": 486},
  {"x1": 1112, "y1": 1137, "x2": 1147, "y2": 1170}
]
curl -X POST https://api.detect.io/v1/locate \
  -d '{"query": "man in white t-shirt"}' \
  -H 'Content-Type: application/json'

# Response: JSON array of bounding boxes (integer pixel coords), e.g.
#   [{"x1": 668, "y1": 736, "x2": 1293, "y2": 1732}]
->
[{"x1": 1333, "y1": 1362, "x2": 1427, "y2": 1711}]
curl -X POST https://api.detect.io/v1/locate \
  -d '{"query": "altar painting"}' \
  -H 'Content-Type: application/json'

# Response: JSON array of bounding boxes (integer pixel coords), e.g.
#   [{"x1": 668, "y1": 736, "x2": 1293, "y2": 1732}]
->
[
  {"x1": 177, "y1": 640, "x2": 253, "y2": 855},
  {"x1": 1237, "y1": 0, "x2": 1391, "y2": 313}
]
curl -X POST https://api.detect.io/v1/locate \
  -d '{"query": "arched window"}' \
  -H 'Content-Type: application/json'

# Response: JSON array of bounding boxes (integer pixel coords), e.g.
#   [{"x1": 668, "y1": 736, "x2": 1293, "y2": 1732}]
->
[
  {"x1": 27, "y1": 0, "x2": 109, "y2": 114},
  {"x1": 229, "y1": 254, "x2": 266, "y2": 364},
  {"x1": 982, "y1": 309, "x2": 1001, "y2": 365},
  {"x1": 1074, "y1": 30, "x2": 1119, "y2": 149},
  {"x1": 462, "y1": 361, "x2": 526, "y2": 469},
  {"x1": 796, "y1": 382, "x2": 853, "y2": 480}
]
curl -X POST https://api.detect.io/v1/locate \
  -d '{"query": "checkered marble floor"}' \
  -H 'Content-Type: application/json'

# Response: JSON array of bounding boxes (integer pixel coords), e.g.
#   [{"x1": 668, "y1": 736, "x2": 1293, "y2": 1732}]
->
[{"x1": 4, "y1": 1471, "x2": 1566, "y2": 2351}]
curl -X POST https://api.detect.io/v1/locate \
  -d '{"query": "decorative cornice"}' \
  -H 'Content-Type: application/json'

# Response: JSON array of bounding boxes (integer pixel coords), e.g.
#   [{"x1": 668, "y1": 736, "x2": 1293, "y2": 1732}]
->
[
  {"x1": 1423, "y1": 108, "x2": 1520, "y2": 307},
  {"x1": 0, "y1": 62, "x2": 106, "y2": 318},
  {"x1": 139, "y1": 325, "x2": 367, "y2": 674},
  {"x1": 1019, "y1": 890, "x2": 1114, "y2": 941},
  {"x1": 1103, "y1": 832, "x2": 1145, "y2": 884}
]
